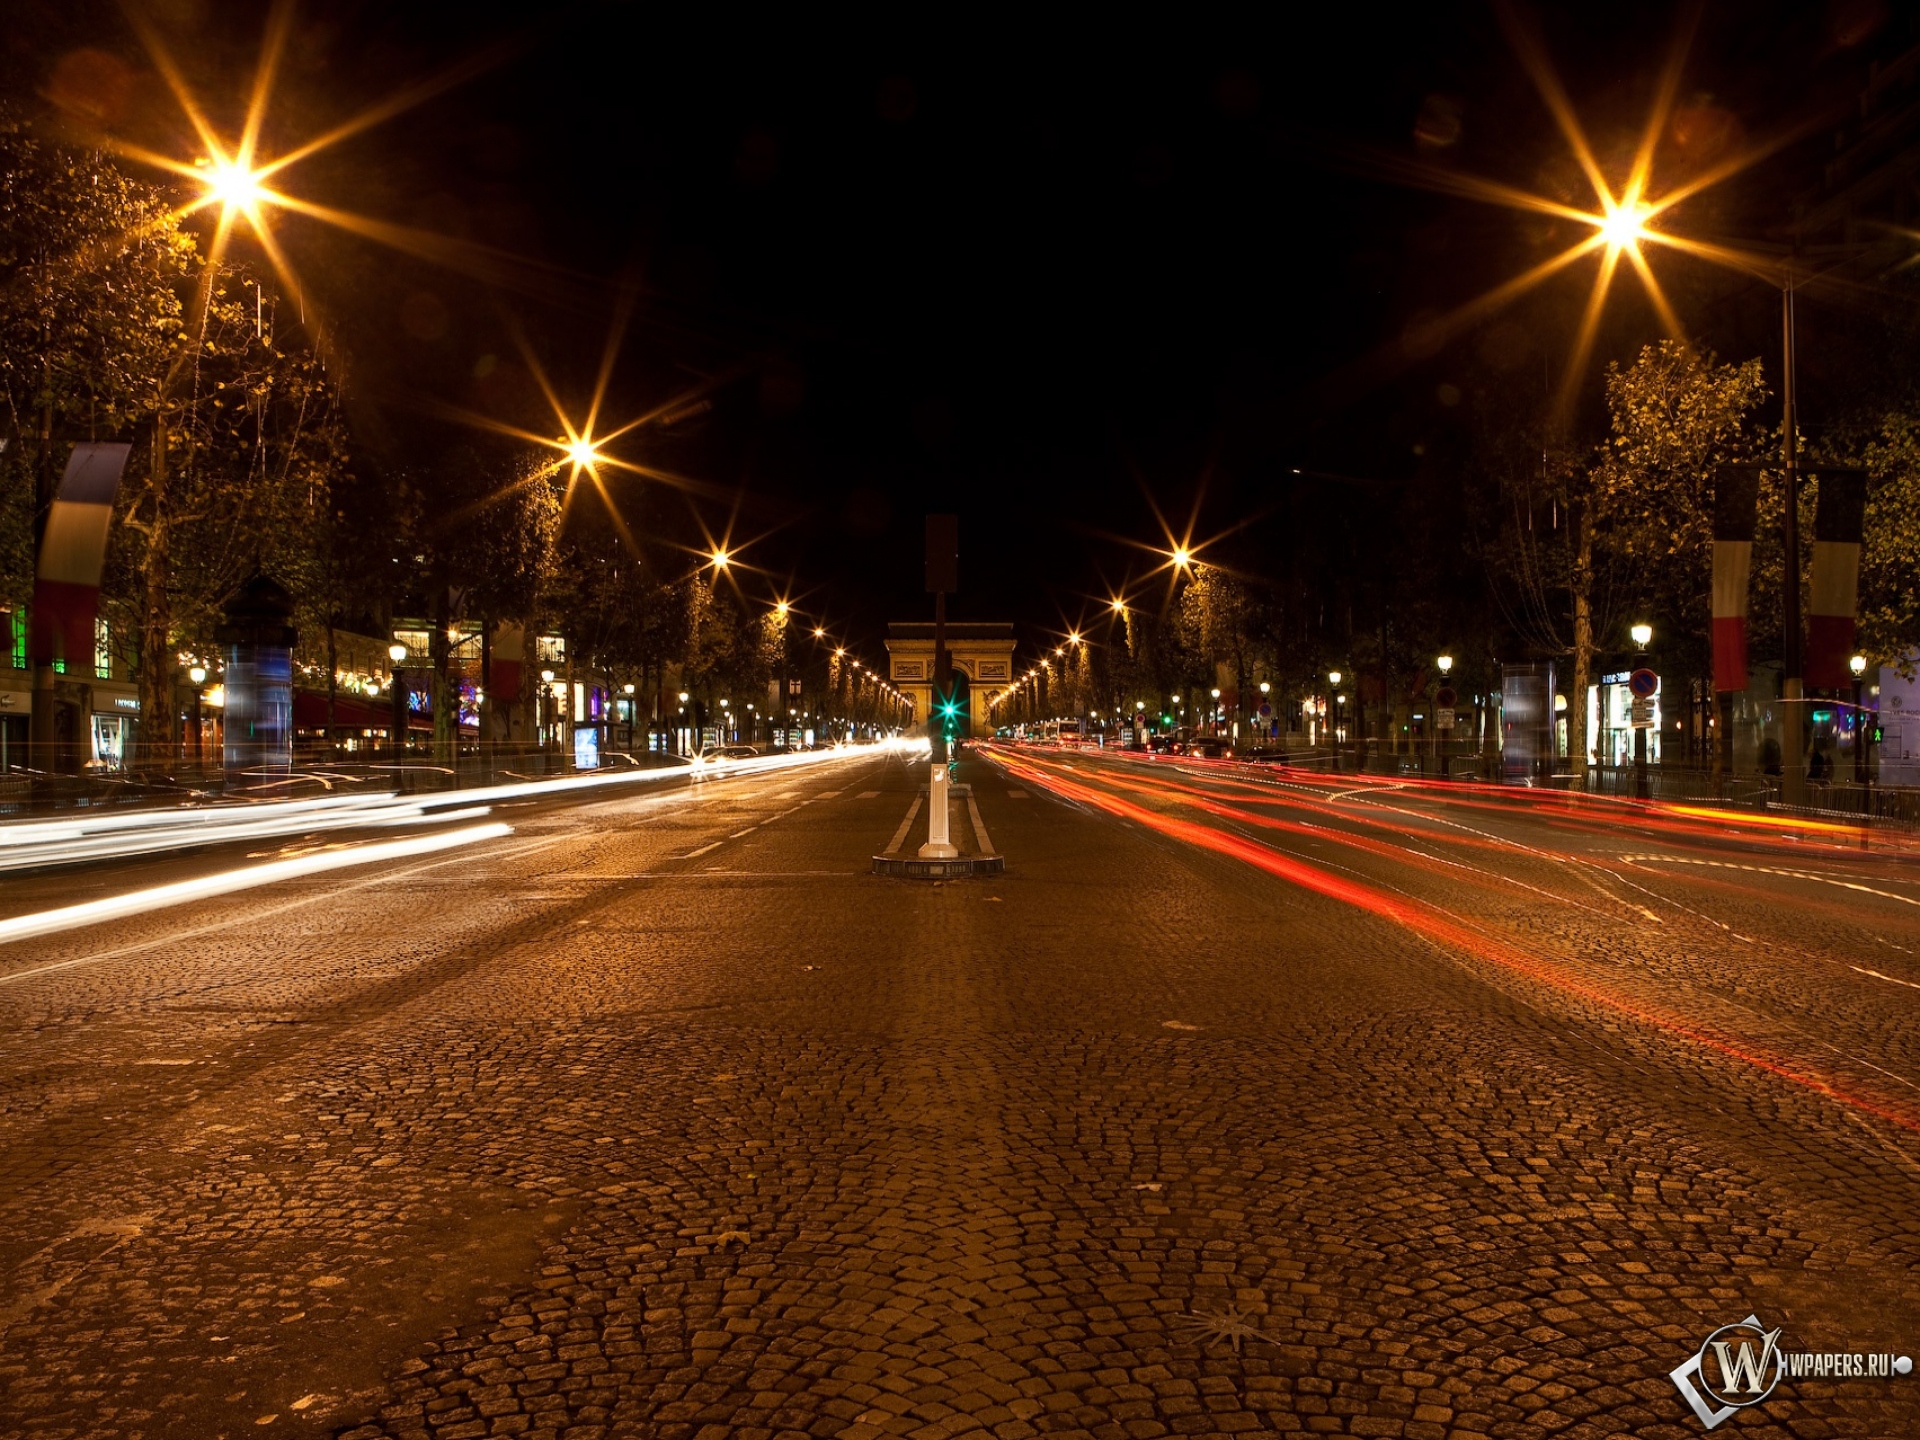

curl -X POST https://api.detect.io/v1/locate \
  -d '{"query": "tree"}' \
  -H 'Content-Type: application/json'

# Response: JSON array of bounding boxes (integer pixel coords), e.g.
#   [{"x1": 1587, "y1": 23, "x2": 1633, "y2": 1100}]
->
[{"x1": 1480, "y1": 341, "x2": 1766, "y2": 778}]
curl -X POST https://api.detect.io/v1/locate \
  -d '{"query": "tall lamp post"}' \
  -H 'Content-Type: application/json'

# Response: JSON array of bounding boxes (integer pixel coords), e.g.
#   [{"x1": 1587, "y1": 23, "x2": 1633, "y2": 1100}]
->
[
  {"x1": 387, "y1": 642, "x2": 408, "y2": 765},
  {"x1": 188, "y1": 665, "x2": 208, "y2": 768},
  {"x1": 1631, "y1": 623, "x2": 1653, "y2": 800},
  {"x1": 1435, "y1": 654, "x2": 1454, "y2": 774},
  {"x1": 1850, "y1": 653, "x2": 1870, "y2": 787},
  {"x1": 1328, "y1": 670, "x2": 1343, "y2": 768}
]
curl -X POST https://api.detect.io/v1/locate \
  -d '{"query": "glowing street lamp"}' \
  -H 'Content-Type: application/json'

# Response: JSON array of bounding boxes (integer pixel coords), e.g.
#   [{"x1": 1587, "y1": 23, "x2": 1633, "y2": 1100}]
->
[
  {"x1": 1437, "y1": 655, "x2": 1454, "y2": 675},
  {"x1": 710, "y1": 549, "x2": 730, "y2": 570},
  {"x1": 1631, "y1": 623, "x2": 1653, "y2": 649}
]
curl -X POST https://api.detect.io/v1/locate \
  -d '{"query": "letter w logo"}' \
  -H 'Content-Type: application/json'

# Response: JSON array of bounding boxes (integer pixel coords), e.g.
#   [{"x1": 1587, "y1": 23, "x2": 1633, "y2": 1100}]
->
[{"x1": 1710, "y1": 1328, "x2": 1782, "y2": 1394}]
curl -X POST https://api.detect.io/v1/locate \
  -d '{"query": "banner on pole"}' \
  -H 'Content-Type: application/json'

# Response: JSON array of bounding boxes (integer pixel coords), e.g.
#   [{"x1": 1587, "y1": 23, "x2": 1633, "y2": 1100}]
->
[
  {"x1": 1806, "y1": 468, "x2": 1867, "y2": 689},
  {"x1": 1711, "y1": 464, "x2": 1761, "y2": 693},
  {"x1": 31, "y1": 443, "x2": 130, "y2": 668}
]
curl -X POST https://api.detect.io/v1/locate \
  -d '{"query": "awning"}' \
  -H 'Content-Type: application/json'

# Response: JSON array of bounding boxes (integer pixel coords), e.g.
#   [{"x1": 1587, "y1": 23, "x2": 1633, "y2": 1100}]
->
[{"x1": 293, "y1": 691, "x2": 406, "y2": 730}]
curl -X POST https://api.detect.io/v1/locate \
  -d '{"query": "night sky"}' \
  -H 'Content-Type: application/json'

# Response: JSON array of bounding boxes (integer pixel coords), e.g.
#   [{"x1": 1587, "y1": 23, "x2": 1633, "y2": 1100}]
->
[{"x1": 7, "y1": 0, "x2": 1910, "y2": 657}]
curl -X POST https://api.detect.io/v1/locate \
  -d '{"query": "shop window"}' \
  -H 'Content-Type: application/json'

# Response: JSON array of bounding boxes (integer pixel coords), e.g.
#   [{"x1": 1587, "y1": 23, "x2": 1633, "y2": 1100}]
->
[{"x1": 95, "y1": 616, "x2": 112, "y2": 679}]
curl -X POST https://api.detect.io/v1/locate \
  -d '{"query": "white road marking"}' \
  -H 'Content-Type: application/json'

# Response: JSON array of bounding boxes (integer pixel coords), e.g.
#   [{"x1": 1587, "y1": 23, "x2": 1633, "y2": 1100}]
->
[
  {"x1": 857, "y1": 790, "x2": 880, "y2": 799},
  {"x1": 683, "y1": 841, "x2": 723, "y2": 858},
  {"x1": 967, "y1": 795, "x2": 998, "y2": 858},
  {"x1": 1851, "y1": 965, "x2": 1920, "y2": 992},
  {"x1": 884, "y1": 798, "x2": 924, "y2": 855}
]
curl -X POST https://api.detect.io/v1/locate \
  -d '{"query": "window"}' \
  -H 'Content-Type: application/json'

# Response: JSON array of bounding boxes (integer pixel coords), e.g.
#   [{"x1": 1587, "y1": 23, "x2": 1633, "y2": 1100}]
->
[
  {"x1": 95, "y1": 616, "x2": 112, "y2": 679},
  {"x1": 7, "y1": 609, "x2": 23, "y2": 670},
  {"x1": 537, "y1": 634, "x2": 566, "y2": 663}
]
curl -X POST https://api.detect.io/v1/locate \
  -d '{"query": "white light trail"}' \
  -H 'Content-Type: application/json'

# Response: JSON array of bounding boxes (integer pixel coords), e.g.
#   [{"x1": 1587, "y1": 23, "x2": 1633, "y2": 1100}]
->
[
  {"x1": 0, "y1": 745, "x2": 867, "y2": 873},
  {"x1": 0, "y1": 823, "x2": 511, "y2": 949}
]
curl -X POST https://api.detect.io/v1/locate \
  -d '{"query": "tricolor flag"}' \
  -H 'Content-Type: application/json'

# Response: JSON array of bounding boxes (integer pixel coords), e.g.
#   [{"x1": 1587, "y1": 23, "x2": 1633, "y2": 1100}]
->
[
  {"x1": 1806, "y1": 467, "x2": 1867, "y2": 689},
  {"x1": 1712, "y1": 464, "x2": 1760, "y2": 693},
  {"x1": 491, "y1": 622, "x2": 525, "y2": 706},
  {"x1": 31, "y1": 443, "x2": 130, "y2": 669}
]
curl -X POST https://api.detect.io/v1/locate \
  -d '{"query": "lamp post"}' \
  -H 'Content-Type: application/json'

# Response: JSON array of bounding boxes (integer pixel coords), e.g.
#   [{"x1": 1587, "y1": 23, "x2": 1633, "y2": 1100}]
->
[
  {"x1": 388, "y1": 642, "x2": 409, "y2": 765},
  {"x1": 1631, "y1": 623, "x2": 1653, "y2": 800},
  {"x1": 1328, "y1": 670, "x2": 1343, "y2": 768},
  {"x1": 1434, "y1": 654, "x2": 1454, "y2": 772},
  {"x1": 188, "y1": 665, "x2": 208, "y2": 767},
  {"x1": 1851, "y1": 653, "x2": 1870, "y2": 787}
]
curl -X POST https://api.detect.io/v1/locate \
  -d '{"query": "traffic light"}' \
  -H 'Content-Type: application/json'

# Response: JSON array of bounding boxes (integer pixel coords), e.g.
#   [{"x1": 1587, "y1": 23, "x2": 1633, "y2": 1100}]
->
[{"x1": 935, "y1": 675, "x2": 970, "y2": 746}]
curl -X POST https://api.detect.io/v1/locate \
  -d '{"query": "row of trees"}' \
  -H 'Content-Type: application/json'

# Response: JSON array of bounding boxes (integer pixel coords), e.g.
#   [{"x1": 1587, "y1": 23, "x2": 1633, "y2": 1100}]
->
[
  {"x1": 2, "y1": 123, "x2": 870, "y2": 764},
  {"x1": 1000, "y1": 339, "x2": 1920, "y2": 777}
]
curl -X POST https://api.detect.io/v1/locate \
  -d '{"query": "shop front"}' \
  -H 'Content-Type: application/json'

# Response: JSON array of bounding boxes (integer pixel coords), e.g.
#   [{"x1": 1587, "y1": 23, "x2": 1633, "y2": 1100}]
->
[{"x1": 1587, "y1": 669, "x2": 1661, "y2": 768}]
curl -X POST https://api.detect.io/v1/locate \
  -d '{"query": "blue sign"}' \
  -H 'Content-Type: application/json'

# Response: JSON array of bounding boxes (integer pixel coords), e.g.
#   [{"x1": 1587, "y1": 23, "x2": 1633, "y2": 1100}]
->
[{"x1": 1629, "y1": 668, "x2": 1659, "y2": 699}]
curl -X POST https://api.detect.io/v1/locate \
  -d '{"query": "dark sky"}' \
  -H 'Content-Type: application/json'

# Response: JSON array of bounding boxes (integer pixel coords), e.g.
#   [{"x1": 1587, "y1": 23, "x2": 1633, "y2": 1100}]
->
[{"x1": 9, "y1": 0, "x2": 1914, "y2": 659}]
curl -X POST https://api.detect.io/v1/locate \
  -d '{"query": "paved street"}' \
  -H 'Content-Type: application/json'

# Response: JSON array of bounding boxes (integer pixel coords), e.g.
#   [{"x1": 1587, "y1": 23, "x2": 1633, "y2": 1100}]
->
[{"x1": 3, "y1": 747, "x2": 1920, "y2": 1440}]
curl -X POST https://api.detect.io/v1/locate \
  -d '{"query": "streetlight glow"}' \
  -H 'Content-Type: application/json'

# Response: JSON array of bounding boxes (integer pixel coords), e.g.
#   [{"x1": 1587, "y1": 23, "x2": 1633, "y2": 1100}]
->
[
  {"x1": 1437, "y1": 655, "x2": 1454, "y2": 675},
  {"x1": 1631, "y1": 623, "x2": 1653, "y2": 648},
  {"x1": 711, "y1": 549, "x2": 729, "y2": 569},
  {"x1": 203, "y1": 158, "x2": 266, "y2": 214}
]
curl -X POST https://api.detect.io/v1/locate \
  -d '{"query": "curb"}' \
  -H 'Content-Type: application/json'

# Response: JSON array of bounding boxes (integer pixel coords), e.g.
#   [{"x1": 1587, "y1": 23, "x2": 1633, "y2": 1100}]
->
[{"x1": 871, "y1": 853, "x2": 1005, "y2": 879}]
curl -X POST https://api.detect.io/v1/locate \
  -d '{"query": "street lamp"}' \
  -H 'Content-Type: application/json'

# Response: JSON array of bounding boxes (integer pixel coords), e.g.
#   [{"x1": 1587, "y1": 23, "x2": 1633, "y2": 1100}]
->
[
  {"x1": 1630, "y1": 624, "x2": 1653, "y2": 799},
  {"x1": 1437, "y1": 655, "x2": 1453, "y2": 675},
  {"x1": 1851, "y1": 653, "x2": 1871, "y2": 785},
  {"x1": 387, "y1": 642, "x2": 410, "y2": 761}
]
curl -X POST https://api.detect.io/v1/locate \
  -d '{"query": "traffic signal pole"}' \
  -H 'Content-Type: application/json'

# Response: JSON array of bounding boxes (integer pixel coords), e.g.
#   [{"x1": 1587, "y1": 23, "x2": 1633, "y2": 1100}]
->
[{"x1": 921, "y1": 515, "x2": 960, "y2": 860}]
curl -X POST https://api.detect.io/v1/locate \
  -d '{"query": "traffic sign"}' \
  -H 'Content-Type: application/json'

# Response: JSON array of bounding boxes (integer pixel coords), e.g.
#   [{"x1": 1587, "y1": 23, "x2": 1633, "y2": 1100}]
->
[
  {"x1": 1257, "y1": 702, "x2": 1272, "y2": 718},
  {"x1": 1435, "y1": 685, "x2": 1456, "y2": 708},
  {"x1": 1630, "y1": 697, "x2": 1654, "y2": 728},
  {"x1": 1629, "y1": 667, "x2": 1658, "y2": 699},
  {"x1": 1436, "y1": 707, "x2": 1456, "y2": 729}
]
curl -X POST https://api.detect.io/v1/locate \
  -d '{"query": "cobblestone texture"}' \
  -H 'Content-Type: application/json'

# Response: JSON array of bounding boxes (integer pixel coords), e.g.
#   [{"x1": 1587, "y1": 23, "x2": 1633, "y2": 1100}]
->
[{"x1": 0, "y1": 749, "x2": 1916, "y2": 1439}]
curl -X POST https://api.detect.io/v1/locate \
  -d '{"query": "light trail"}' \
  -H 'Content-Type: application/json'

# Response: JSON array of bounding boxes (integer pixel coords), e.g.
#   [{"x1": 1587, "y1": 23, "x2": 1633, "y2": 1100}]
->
[
  {"x1": 0, "y1": 823, "x2": 512, "y2": 949},
  {"x1": 989, "y1": 748, "x2": 1920, "y2": 1140},
  {"x1": 0, "y1": 745, "x2": 865, "y2": 872}
]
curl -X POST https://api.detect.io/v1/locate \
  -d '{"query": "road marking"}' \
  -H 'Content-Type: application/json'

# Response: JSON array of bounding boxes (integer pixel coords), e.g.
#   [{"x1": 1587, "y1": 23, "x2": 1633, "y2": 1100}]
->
[
  {"x1": 0, "y1": 823, "x2": 515, "y2": 961},
  {"x1": 967, "y1": 795, "x2": 998, "y2": 858},
  {"x1": 1851, "y1": 965, "x2": 1920, "y2": 992},
  {"x1": 1621, "y1": 853, "x2": 1920, "y2": 908},
  {"x1": 1007, "y1": 790, "x2": 1028, "y2": 799},
  {"x1": 683, "y1": 841, "x2": 723, "y2": 857},
  {"x1": 729, "y1": 827, "x2": 759, "y2": 838},
  {"x1": 884, "y1": 798, "x2": 924, "y2": 855},
  {"x1": 856, "y1": 790, "x2": 880, "y2": 799},
  {"x1": 815, "y1": 790, "x2": 842, "y2": 799}
]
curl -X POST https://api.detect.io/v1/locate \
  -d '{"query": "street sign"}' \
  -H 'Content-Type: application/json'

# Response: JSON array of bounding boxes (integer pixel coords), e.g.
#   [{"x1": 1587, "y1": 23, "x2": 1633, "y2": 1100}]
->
[
  {"x1": 1435, "y1": 685, "x2": 1456, "y2": 708},
  {"x1": 1257, "y1": 702, "x2": 1272, "y2": 718},
  {"x1": 1629, "y1": 667, "x2": 1659, "y2": 699},
  {"x1": 1436, "y1": 707, "x2": 1456, "y2": 729},
  {"x1": 1630, "y1": 697, "x2": 1654, "y2": 728}
]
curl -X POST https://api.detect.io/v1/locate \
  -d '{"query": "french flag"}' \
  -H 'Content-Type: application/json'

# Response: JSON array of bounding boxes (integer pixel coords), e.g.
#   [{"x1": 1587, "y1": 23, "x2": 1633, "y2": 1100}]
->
[
  {"x1": 31, "y1": 444, "x2": 130, "y2": 669},
  {"x1": 1806, "y1": 468, "x2": 1867, "y2": 689},
  {"x1": 1712, "y1": 465, "x2": 1760, "y2": 693}
]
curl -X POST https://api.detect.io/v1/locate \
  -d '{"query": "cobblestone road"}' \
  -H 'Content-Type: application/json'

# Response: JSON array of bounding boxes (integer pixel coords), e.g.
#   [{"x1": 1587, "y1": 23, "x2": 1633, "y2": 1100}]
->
[{"x1": 2, "y1": 745, "x2": 1918, "y2": 1440}]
